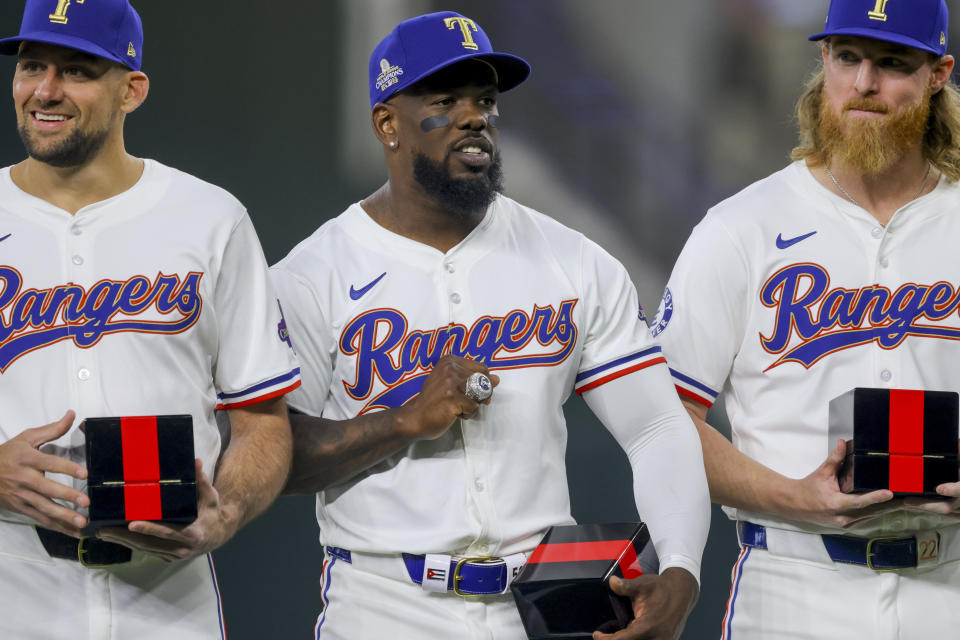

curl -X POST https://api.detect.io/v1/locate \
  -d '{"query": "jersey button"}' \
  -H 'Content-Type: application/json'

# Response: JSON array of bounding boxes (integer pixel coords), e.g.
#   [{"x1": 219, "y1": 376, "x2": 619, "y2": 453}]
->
[
  {"x1": 871, "y1": 227, "x2": 883, "y2": 239},
  {"x1": 70, "y1": 226, "x2": 82, "y2": 236},
  {"x1": 450, "y1": 293, "x2": 461, "y2": 304},
  {"x1": 880, "y1": 369, "x2": 893, "y2": 382},
  {"x1": 72, "y1": 255, "x2": 84, "y2": 266},
  {"x1": 445, "y1": 263, "x2": 455, "y2": 274},
  {"x1": 474, "y1": 478, "x2": 485, "y2": 491},
  {"x1": 477, "y1": 544, "x2": 490, "y2": 555},
  {"x1": 77, "y1": 368, "x2": 91, "y2": 381},
  {"x1": 879, "y1": 257, "x2": 890, "y2": 268}
]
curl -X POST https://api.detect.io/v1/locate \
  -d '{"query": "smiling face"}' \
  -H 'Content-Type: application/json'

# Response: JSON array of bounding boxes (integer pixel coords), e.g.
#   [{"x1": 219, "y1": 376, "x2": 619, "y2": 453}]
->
[
  {"x1": 817, "y1": 36, "x2": 952, "y2": 173},
  {"x1": 386, "y1": 60, "x2": 504, "y2": 215},
  {"x1": 13, "y1": 42, "x2": 131, "y2": 167}
]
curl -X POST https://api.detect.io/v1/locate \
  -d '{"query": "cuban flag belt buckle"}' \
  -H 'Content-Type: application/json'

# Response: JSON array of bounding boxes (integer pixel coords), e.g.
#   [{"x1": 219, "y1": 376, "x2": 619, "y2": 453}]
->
[
  {"x1": 510, "y1": 522, "x2": 659, "y2": 639},
  {"x1": 84, "y1": 415, "x2": 198, "y2": 531},
  {"x1": 829, "y1": 388, "x2": 959, "y2": 496}
]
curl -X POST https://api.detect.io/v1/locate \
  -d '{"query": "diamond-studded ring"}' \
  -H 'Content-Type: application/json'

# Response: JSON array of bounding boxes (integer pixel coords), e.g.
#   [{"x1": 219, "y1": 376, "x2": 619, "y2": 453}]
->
[{"x1": 464, "y1": 372, "x2": 493, "y2": 402}]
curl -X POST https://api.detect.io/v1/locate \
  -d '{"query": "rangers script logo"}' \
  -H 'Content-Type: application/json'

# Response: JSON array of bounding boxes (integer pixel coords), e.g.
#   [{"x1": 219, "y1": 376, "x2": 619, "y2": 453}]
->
[
  {"x1": 0, "y1": 267, "x2": 203, "y2": 372},
  {"x1": 341, "y1": 300, "x2": 579, "y2": 413},
  {"x1": 760, "y1": 263, "x2": 960, "y2": 370}
]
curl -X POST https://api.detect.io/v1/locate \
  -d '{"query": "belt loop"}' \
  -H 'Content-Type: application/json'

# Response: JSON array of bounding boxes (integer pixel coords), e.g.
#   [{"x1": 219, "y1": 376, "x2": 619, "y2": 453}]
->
[
  {"x1": 915, "y1": 530, "x2": 942, "y2": 569},
  {"x1": 421, "y1": 554, "x2": 452, "y2": 593},
  {"x1": 502, "y1": 552, "x2": 527, "y2": 592}
]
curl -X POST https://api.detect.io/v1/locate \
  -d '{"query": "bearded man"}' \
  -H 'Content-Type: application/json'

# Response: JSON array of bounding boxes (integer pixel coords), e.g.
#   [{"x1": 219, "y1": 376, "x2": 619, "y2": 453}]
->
[
  {"x1": 270, "y1": 10, "x2": 711, "y2": 640},
  {"x1": 651, "y1": 0, "x2": 960, "y2": 638}
]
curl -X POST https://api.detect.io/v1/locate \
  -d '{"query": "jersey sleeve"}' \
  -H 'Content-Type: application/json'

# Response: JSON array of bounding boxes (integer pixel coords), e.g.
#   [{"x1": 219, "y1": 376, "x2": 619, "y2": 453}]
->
[
  {"x1": 582, "y1": 365, "x2": 709, "y2": 582},
  {"x1": 269, "y1": 265, "x2": 336, "y2": 417},
  {"x1": 212, "y1": 214, "x2": 301, "y2": 409},
  {"x1": 573, "y1": 238, "x2": 666, "y2": 394},
  {"x1": 652, "y1": 214, "x2": 749, "y2": 408}
]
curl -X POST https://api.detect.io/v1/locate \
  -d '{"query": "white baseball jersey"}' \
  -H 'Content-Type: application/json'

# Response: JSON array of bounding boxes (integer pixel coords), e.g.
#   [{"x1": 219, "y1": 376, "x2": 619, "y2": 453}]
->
[
  {"x1": 271, "y1": 195, "x2": 699, "y2": 563},
  {"x1": 0, "y1": 159, "x2": 301, "y2": 639},
  {"x1": 655, "y1": 160, "x2": 960, "y2": 637},
  {"x1": 655, "y1": 160, "x2": 960, "y2": 537}
]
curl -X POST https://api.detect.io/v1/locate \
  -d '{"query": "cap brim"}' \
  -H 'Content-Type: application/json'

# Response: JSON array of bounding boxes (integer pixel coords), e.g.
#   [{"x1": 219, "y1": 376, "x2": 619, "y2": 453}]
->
[
  {"x1": 0, "y1": 31, "x2": 135, "y2": 69},
  {"x1": 380, "y1": 51, "x2": 531, "y2": 104},
  {"x1": 809, "y1": 27, "x2": 942, "y2": 55}
]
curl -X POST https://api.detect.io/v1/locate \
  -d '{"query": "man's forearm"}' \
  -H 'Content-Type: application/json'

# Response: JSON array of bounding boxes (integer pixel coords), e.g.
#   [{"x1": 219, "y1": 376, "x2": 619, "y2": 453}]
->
[
  {"x1": 218, "y1": 397, "x2": 293, "y2": 530},
  {"x1": 683, "y1": 399, "x2": 798, "y2": 515},
  {"x1": 285, "y1": 409, "x2": 415, "y2": 494}
]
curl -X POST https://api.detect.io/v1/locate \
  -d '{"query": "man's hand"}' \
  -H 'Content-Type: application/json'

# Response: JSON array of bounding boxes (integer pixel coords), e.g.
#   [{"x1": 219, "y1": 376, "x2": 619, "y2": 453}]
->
[
  {"x1": 781, "y1": 439, "x2": 897, "y2": 528},
  {"x1": 396, "y1": 355, "x2": 500, "y2": 441},
  {"x1": 0, "y1": 411, "x2": 88, "y2": 536},
  {"x1": 286, "y1": 356, "x2": 500, "y2": 492},
  {"x1": 593, "y1": 568, "x2": 699, "y2": 640},
  {"x1": 900, "y1": 440, "x2": 960, "y2": 519},
  {"x1": 97, "y1": 459, "x2": 231, "y2": 563}
]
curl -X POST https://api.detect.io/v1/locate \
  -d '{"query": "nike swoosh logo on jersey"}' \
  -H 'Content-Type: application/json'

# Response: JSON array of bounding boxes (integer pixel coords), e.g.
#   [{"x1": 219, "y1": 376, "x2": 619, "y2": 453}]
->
[
  {"x1": 349, "y1": 272, "x2": 387, "y2": 300},
  {"x1": 776, "y1": 231, "x2": 817, "y2": 249},
  {"x1": 0, "y1": 234, "x2": 10, "y2": 243}
]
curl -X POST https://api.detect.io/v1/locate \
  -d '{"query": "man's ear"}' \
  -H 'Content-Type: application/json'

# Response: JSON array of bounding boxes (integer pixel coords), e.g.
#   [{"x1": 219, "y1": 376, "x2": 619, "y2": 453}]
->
[
  {"x1": 931, "y1": 54, "x2": 955, "y2": 94},
  {"x1": 120, "y1": 71, "x2": 149, "y2": 114},
  {"x1": 371, "y1": 102, "x2": 399, "y2": 150}
]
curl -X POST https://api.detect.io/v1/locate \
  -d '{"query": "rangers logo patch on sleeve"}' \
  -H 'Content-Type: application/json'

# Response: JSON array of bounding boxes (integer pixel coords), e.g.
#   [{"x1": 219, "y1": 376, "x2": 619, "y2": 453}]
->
[{"x1": 650, "y1": 287, "x2": 673, "y2": 337}]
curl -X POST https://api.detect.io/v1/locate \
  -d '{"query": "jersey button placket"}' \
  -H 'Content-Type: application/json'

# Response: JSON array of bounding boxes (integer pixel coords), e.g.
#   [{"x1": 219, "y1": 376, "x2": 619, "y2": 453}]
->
[{"x1": 66, "y1": 225, "x2": 94, "y2": 412}]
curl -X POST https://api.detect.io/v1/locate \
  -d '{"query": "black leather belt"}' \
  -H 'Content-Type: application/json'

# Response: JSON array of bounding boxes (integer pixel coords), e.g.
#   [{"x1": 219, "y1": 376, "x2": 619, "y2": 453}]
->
[
  {"x1": 35, "y1": 527, "x2": 132, "y2": 567},
  {"x1": 741, "y1": 522, "x2": 924, "y2": 571}
]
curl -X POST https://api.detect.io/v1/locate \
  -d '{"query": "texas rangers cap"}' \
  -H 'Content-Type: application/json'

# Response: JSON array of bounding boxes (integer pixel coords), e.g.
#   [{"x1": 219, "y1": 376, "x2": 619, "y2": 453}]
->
[
  {"x1": 809, "y1": 0, "x2": 949, "y2": 56},
  {"x1": 369, "y1": 11, "x2": 531, "y2": 108},
  {"x1": 0, "y1": 0, "x2": 144, "y2": 71}
]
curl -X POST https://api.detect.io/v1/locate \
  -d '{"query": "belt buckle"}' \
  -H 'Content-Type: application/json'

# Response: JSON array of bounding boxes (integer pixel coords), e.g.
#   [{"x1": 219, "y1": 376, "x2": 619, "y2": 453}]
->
[
  {"x1": 78, "y1": 536, "x2": 112, "y2": 568},
  {"x1": 452, "y1": 556, "x2": 493, "y2": 596},
  {"x1": 866, "y1": 536, "x2": 905, "y2": 572}
]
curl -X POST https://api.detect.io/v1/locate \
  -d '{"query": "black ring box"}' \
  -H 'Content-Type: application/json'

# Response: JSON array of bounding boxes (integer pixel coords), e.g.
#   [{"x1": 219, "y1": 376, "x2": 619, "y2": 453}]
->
[
  {"x1": 829, "y1": 388, "x2": 958, "y2": 496},
  {"x1": 510, "y1": 523, "x2": 658, "y2": 639},
  {"x1": 84, "y1": 415, "x2": 198, "y2": 531}
]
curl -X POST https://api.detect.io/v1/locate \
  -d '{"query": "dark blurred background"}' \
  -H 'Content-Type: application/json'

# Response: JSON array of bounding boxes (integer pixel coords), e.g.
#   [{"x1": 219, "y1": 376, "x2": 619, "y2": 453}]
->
[{"x1": 3, "y1": 1, "x2": 951, "y2": 638}]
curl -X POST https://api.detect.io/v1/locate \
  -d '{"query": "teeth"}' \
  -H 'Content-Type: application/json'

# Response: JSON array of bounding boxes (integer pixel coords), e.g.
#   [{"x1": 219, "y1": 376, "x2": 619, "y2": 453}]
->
[
  {"x1": 35, "y1": 113, "x2": 67, "y2": 121},
  {"x1": 461, "y1": 146, "x2": 483, "y2": 154}
]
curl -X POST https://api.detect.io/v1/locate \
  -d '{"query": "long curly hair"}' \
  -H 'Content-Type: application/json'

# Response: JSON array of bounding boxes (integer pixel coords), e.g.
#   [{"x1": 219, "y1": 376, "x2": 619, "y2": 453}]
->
[{"x1": 791, "y1": 57, "x2": 960, "y2": 182}]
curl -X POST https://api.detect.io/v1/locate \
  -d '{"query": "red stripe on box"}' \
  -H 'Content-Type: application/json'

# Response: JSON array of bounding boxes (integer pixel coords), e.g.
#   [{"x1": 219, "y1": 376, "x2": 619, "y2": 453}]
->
[
  {"x1": 124, "y1": 483, "x2": 163, "y2": 521},
  {"x1": 121, "y1": 416, "x2": 161, "y2": 482},
  {"x1": 527, "y1": 540, "x2": 633, "y2": 564},
  {"x1": 617, "y1": 542, "x2": 644, "y2": 579},
  {"x1": 121, "y1": 416, "x2": 163, "y2": 520},
  {"x1": 889, "y1": 454, "x2": 924, "y2": 493},
  {"x1": 889, "y1": 390, "x2": 924, "y2": 455}
]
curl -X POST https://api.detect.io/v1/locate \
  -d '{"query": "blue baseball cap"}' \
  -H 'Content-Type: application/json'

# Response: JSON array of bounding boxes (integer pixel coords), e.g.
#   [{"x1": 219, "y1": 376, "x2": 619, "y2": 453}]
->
[
  {"x1": 809, "y1": 0, "x2": 949, "y2": 56},
  {"x1": 0, "y1": 0, "x2": 143, "y2": 71},
  {"x1": 369, "y1": 11, "x2": 530, "y2": 108}
]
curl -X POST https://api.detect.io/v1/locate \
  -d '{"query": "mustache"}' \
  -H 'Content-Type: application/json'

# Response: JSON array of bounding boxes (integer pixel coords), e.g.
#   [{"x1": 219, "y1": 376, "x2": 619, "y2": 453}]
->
[{"x1": 843, "y1": 98, "x2": 889, "y2": 114}]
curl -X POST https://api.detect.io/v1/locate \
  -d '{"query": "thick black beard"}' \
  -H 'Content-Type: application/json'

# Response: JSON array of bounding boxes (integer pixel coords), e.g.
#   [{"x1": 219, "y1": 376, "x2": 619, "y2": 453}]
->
[
  {"x1": 18, "y1": 122, "x2": 111, "y2": 168},
  {"x1": 413, "y1": 151, "x2": 503, "y2": 216}
]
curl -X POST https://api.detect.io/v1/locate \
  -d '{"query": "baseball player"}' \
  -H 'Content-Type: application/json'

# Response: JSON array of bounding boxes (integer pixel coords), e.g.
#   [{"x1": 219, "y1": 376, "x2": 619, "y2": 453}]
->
[
  {"x1": 0, "y1": 1, "x2": 300, "y2": 638},
  {"x1": 653, "y1": 0, "x2": 960, "y2": 638},
  {"x1": 271, "y1": 11, "x2": 710, "y2": 640}
]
